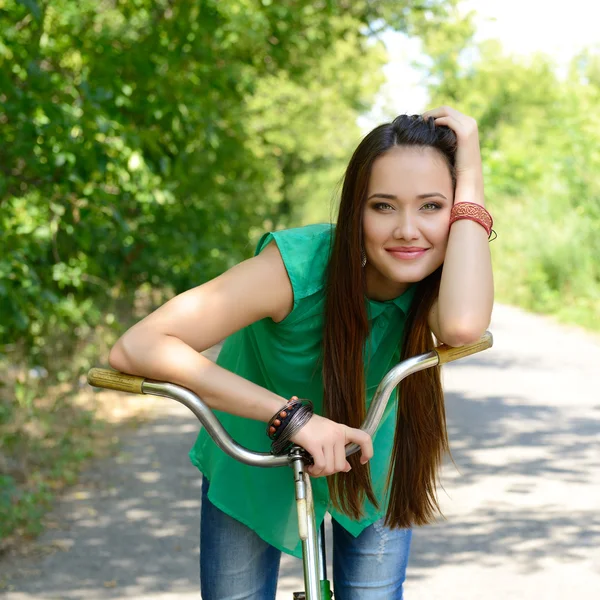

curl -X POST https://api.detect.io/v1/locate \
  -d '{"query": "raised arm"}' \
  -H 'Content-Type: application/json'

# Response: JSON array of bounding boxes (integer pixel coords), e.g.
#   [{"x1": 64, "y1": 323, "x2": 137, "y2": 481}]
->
[{"x1": 423, "y1": 106, "x2": 494, "y2": 346}]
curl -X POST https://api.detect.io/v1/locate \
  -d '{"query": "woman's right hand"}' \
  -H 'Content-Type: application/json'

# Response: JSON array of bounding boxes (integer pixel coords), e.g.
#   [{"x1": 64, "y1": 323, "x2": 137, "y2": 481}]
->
[{"x1": 289, "y1": 414, "x2": 373, "y2": 477}]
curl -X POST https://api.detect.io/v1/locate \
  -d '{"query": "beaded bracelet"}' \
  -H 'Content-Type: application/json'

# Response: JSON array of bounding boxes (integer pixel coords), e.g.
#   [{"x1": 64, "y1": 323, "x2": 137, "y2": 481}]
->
[
  {"x1": 449, "y1": 202, "x2": 494, "y2": 239},
  {"x1": 270, "y1": 400, "x2": 314, "y2": 455},
  {"x1": 266, "y1": 396, "x2": 303, "y2": 440}
]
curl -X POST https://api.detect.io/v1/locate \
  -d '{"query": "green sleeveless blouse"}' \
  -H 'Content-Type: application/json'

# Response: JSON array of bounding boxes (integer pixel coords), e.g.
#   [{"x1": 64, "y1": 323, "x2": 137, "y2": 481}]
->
[{"x1": 189, "y1": 223, "x2": 417, "y2": 558}]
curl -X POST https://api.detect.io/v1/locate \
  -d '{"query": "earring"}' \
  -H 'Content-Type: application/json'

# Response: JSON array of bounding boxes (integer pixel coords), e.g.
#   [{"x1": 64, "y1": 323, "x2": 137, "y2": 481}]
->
[{"x1": 361, "y1": 249, "x2": 367, "y2": 267}]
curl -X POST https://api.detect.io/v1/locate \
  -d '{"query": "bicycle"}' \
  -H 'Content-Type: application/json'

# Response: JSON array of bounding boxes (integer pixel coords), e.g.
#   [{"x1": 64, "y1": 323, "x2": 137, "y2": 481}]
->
[{"x1": 87, "y1": 331, "x2": 493, "y2": 599}]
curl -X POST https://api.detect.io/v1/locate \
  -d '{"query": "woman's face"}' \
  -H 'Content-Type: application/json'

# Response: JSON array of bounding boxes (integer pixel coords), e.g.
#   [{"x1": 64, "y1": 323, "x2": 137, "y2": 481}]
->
[{"x1": 362, "y1": 145, "x2": 454, "y2": 300}]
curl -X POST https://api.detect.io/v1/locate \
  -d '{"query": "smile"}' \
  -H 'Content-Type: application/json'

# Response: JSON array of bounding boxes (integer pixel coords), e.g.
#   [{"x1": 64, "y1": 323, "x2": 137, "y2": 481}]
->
[{"x1": 385, "y1": 247, "x2": 429, "y2": 260}]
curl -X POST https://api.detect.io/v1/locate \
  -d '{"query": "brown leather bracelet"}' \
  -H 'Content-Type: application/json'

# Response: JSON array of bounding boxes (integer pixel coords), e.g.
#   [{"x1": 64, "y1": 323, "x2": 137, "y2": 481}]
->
[
  {"x1": 270, "y1": 400, "x2": 314, "y2": 455},
  {"x1": 266, "y1": 396, "x2": 303, "y2": 440}
]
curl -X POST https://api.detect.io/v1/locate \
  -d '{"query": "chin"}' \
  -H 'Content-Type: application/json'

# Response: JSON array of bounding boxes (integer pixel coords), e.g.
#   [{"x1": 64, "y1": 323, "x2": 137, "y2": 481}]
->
[{"x1": 386, "y1": 266, "x2": 437, "y2": 284}]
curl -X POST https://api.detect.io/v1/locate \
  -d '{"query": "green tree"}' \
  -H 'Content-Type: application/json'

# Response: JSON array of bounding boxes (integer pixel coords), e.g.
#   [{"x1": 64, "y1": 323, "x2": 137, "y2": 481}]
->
[
  {"x1": 0, "y1": 0, "x2": 457, "y2": 369},
  {"x1": 0, "y1": 0, "x2": 459, "y2": 542}
]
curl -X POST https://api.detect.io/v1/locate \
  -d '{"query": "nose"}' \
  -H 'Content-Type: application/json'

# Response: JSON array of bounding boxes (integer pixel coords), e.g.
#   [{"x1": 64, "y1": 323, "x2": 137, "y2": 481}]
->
[{"x1": 393, "y1": 210, "x2": 419, "y2": 241}]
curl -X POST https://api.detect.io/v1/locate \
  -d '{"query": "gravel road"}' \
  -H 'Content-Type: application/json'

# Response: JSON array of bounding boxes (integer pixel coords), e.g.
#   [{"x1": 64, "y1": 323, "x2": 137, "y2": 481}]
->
[{"x1": 1, "y1": 303, "x2": 599, "y2": 599}]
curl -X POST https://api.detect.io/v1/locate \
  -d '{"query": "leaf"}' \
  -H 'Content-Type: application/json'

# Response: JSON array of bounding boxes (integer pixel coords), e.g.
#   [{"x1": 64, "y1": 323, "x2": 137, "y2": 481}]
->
[{"x1": 16, "y1": 0, "x2": 42, "y2": 22}]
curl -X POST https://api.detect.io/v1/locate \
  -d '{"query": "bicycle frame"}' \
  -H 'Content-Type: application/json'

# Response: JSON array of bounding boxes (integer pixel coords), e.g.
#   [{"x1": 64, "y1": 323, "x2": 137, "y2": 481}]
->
[{"x1": 88, "y1": 332, "x2": 492, "y2": 599}]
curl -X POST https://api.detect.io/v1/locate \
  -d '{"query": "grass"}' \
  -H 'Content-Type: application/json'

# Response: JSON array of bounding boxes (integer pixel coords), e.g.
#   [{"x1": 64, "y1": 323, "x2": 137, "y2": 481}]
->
[
  {"x1": 0, "y1": 384, "x2": 105, "y2": 547},
  {"x1": 0, "y1": 371, "x2": 157, "y2": 552}
]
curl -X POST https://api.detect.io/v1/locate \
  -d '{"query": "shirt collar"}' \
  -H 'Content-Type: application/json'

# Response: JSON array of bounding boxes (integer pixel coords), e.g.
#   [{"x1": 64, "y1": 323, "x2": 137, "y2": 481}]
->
[{"x1": 365, "y1": 284, "x2": 418, "y2": 320}]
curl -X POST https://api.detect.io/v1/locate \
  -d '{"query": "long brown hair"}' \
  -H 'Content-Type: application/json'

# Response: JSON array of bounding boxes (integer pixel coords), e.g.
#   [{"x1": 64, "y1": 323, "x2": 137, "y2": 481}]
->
[{"x1": 322, "y1": 115, "x2": 457, "y2": 527}]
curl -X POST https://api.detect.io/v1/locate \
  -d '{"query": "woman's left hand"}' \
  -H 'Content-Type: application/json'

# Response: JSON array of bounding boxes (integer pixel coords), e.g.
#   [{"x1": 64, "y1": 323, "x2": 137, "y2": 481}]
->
[{"x1": 422, "y1": 105, "x2": 483, "y2": 194}]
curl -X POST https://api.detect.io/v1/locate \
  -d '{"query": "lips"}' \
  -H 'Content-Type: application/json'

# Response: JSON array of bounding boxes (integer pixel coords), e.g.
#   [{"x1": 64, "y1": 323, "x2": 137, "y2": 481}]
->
[{"x1": 385, "y1": 247, "x2": 429, "y2": 260}]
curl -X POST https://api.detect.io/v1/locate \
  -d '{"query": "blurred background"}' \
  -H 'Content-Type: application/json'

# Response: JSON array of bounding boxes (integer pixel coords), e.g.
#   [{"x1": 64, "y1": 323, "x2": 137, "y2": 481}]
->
[{"x1": 1, "y1": 0, "x2": 599, "y2": 587}]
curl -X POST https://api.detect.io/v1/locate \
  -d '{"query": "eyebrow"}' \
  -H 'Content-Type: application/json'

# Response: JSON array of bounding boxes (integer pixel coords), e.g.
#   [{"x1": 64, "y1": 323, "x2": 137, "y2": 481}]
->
[{"x1": 367, "y1": 192, "x2": 448, "y2": 201}]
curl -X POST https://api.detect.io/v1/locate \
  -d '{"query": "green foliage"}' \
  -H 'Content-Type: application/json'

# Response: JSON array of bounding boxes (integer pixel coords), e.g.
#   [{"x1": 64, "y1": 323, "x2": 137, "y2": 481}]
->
[
  {"x1": 0, "y1": 0, "x2": 453, "y2": 365},
  {"x1": 1, "y1": 0, "x2": 456, "y2": 543},
  {"x1": 3, "y1": 0, "x2": 598, "y2": 544},
  {"x1": 417, "y1": 15, "x2": 600, "y2": 330}
]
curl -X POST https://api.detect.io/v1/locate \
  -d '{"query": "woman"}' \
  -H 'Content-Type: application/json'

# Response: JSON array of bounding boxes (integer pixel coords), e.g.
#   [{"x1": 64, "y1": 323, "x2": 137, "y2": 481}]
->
[{"x1": 108, "y1": 106, "x2": 494, "y2": 599}]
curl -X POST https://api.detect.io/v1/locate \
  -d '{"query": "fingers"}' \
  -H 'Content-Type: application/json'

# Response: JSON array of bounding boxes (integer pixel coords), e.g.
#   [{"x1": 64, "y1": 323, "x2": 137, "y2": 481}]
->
[
  {"x1": 323, "y1": 443, "x2": 334, "y2": 475},
  {"x1": 422, "y1": 105, "x2": 461, "y2": 120},
  {"x1": 307, "y1": 443, "x2": 350, "y2": 477},
  {"x1": 334, "y1": 440, "x2": 351, "y2": 473},
  {"x1": 422, "y1": 106, "x2": 478, "y2": 138},
  {"x1": 344, "y1": 427, "x2": 374, "y2": 465},
  {"x1": 307, "y1": 447, "x2": 326, "y2": 478},
  {"x1": 291, "y1": 416, "x2": 372, "y2": 478},
  {"x1": 429, "y1": 115, "x2": 459, "y2": 129}
]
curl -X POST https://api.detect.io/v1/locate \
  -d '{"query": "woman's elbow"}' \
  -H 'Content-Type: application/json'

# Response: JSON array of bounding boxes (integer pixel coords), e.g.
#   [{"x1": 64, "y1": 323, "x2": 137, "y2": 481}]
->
[
  {"x1": 438, "y1": 320, "x2": 489, "y2": 347},
  {"x1": 108, "y1": 337, "x2": 132, "y2": 373}
]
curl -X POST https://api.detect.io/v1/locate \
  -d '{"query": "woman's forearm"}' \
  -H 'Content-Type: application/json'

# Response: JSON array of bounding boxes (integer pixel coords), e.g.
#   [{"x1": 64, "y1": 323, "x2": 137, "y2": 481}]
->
[
  {"x1": 108, "y1": 332, "x2": 286, "y2": 422},
  {"x1": 437, "y1": 181, "x2": 494, "y2": 344}
]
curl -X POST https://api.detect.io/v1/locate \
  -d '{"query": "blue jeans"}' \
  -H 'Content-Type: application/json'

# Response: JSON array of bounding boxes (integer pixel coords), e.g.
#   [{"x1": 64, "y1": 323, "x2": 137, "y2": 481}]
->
[{"x1": 200, "y1": 477, "x2": 412, "y2": 600}]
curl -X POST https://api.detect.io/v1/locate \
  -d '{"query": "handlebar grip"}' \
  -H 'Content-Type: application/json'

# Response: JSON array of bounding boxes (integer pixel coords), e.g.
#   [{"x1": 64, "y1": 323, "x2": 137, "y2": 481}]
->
[
  {"x1": 434, "y1": 330, "x2": 493, "y2": 365},
  {"x1": 87, "y1": 368, "x2": 145, "y2": 394}
]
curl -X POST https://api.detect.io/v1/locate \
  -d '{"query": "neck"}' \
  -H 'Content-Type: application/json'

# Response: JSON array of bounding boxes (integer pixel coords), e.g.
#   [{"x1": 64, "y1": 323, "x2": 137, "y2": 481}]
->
[{"x1": 364, "y1": 265, "x2": 410, "y2": 301}]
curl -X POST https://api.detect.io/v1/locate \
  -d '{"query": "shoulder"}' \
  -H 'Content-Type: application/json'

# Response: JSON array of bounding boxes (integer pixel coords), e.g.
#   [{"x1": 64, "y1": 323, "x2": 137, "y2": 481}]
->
[
  {"x1": 255, "y1": 223, "x2": 334, "y2": 303},
  {"x1": 255, "y1": 223, "x2": 335, "y2": 312},
  {"x1": 255, "y1": 223, "x2": 334, "y2": 257}
]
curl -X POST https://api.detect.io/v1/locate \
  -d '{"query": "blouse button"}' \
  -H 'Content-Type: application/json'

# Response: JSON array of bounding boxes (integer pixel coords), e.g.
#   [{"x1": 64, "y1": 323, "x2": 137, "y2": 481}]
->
[{"x1": 377, "y1": 320, "x2": 386, "y2": 329}]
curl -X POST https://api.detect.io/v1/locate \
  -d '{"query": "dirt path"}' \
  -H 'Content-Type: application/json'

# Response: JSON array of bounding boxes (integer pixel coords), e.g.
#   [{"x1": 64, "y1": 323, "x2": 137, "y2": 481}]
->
[{"x1": 1, "y1": 304, "x2": 599, "y2": 599}]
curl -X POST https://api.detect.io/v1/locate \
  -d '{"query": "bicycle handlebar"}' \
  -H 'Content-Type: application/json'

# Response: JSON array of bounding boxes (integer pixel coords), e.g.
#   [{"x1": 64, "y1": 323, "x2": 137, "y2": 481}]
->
[{"x1": 88, "y1": 331, "x2": 492, "y2": 467}]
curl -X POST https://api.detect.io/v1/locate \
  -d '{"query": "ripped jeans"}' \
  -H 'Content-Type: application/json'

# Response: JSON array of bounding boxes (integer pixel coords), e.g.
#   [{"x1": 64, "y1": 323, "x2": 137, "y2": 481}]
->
[{"x1": 200, "y1": 477, "x2": 412, "y2": 600}]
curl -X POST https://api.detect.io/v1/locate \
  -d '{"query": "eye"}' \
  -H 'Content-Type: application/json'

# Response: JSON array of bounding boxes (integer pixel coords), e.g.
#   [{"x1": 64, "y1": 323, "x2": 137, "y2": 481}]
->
[
  {"x1": 373, "y1": 202, "x2": 394, "y2": 211},
  {"x1": 421, "y1": 202, "x2": 443, "y2": 211}
]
